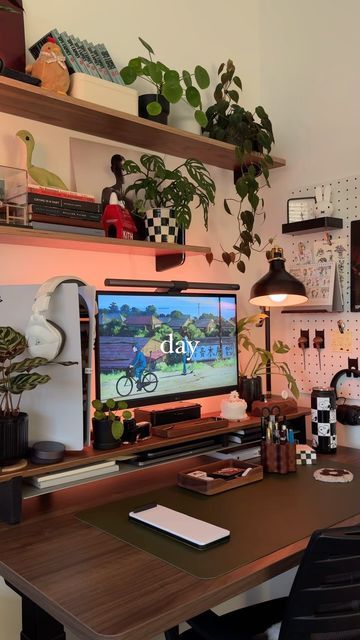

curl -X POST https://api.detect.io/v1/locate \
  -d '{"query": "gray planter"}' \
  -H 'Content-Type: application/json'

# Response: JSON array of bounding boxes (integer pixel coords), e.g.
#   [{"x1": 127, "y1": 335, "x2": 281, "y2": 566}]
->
[
  {"x1": 0, "y1": 412, "x2": 28, "y2": 464},
  {"x1": 145, "y1": 207, "x2": 178, "y2": 243}
]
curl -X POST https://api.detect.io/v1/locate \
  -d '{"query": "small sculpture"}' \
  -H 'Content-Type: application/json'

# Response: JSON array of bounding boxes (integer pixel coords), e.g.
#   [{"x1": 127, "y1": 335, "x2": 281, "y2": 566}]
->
[
  {"x1": 314, "y1": 185, "x2": 334, "y2": 217},
  {"x1": 16, "y1": 129, "x2": 69, "y2": 190},
  {"x1": 101, "y1": 154, "x2": 133, "y2": 211},
  {"x1": 220, "y1": 390, "x2": 247, "y2": 421},
  {"x1": 26, "y1": 38, "x2": 70, "y2": 95}
]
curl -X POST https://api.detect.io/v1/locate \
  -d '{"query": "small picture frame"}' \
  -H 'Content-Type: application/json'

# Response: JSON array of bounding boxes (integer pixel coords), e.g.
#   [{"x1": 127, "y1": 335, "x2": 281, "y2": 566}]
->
[{"x1": 287, "y1": 197, "x2": 316, "y2": 223}]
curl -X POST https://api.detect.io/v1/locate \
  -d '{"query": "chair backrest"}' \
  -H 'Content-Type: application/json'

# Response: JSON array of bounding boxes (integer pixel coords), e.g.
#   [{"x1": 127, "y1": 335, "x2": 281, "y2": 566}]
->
[{"x1": 279, "y1": 525, "x2": 360, "y2": 640}]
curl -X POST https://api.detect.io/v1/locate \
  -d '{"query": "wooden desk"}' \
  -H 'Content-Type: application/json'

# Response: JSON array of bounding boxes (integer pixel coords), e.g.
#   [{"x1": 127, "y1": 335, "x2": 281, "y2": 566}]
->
[{"x1": 0, "y1": 445, "x2": 360, "y2": 640}]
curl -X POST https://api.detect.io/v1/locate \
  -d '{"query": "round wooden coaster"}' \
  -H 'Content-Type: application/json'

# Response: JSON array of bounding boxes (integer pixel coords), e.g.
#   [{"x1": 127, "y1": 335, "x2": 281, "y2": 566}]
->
[
  {"x1": 0, "y1": 459, "x2": 28, "y2": 473},
  {"x1": 313, "y1": 467, "x2": 354, "y2": 483}
]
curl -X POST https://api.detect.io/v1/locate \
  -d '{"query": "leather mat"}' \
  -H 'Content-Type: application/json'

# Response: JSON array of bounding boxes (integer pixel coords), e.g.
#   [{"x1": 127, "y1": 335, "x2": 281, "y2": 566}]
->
[{"x1": 77, "y1": 462, "x2": 360, "y2": 579}]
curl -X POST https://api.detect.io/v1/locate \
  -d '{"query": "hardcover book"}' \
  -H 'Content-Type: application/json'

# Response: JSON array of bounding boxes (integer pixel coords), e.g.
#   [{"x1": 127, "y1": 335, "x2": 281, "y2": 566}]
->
[
  {"x1": 95, "y1": 43, "x2": 123, "y2": 84},
  {"x1": 28, "y1": 193, "x2": 101, "y2": 214},
  {"x1": 66, "y1": 34, "x2": 87, "y2": 74},
  {"x1": 86, "y1": 41, "x2": 111, "y2": 81},
  {"x1": 29, "y1": 211, "x2": 102, "y2": 227},
  {"x1": 31, "y1": 221, "x2": 104, "y2": 236},
  {"x1": 28, "y1": 185, "x2": 95, "y2": 202}
]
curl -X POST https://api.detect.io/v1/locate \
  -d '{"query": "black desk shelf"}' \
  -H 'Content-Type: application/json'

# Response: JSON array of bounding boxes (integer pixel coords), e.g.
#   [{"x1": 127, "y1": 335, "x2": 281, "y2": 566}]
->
[{"x1": 282, "y1": 216, "x2": 343, "y2": 235}]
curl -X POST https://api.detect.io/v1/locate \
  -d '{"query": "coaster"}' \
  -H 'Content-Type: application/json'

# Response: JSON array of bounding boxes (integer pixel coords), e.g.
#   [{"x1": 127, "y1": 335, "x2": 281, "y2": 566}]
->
[
  {"x1": 314, "y1": 468, "x2": 354, "y2": 483},
  {"x1": 0, "y1": 459, "x2": 28, "y2": 473}
]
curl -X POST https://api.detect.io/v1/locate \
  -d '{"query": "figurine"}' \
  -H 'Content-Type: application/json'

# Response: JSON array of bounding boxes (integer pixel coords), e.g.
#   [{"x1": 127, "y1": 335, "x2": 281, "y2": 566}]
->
[
  {"x1": 220, "y1": 390, "x2": 247, "y2": 421},
  {"x1": 26, "y1": 38, "x2": 70, "y2": 95},
  {"x1": 101, "y1": 154, "x2": 133, "y2": 211},
  {"x1": 16, "y1": 129, "x2": 69, "y2": 190},
  {"x1": 101, "y1": 192, "x2": 137, "y2": 239}
]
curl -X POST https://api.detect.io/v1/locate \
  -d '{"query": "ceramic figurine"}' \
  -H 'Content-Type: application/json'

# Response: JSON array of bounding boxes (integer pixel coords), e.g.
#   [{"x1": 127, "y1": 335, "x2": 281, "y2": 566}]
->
[
  {"x1": 26, "y1": 37, "x2": 70, "y2": 95},
  {"x1": 16, "y1": 129, "x2": 69, "y2": 190},
  {"x1": 101, "y1": 154, "x2": 133, "y2": 212},
  {"x1": 314, "y1": 185, "x2": 334, "y2": 217}
]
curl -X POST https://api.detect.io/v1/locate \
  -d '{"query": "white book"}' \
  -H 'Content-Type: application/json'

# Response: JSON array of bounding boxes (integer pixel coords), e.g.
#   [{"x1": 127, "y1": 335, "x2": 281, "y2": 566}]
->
[
  {"x1": 30, "y1": 463, "x2": 120, "y2": 488},
  {"x1": 34, "y1": 460, "x2": 117, "y2": 482}
]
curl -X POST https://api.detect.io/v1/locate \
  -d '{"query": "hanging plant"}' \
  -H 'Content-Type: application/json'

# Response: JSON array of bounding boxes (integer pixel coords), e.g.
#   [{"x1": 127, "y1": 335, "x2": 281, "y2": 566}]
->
[{"x1": 204, "y1": 60, "x2": 275, "y2": 273}]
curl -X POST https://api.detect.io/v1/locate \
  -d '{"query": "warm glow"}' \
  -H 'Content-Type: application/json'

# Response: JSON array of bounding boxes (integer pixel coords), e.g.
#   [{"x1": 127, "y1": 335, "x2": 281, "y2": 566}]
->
[{"x1": 268, "y1": 293, "x2": 288, "y2": 303}]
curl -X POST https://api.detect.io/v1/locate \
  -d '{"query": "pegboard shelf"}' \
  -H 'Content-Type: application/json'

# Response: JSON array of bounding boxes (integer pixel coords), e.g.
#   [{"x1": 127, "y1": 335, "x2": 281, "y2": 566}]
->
[{"x1": 282, "y1": 217, "x2": 343, "y2": 235}]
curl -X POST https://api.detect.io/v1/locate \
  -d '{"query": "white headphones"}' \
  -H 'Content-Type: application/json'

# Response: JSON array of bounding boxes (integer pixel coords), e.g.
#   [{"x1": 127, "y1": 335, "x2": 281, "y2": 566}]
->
[{"x1": 26, "y1": 276, "x2": 89, "y2": 360}]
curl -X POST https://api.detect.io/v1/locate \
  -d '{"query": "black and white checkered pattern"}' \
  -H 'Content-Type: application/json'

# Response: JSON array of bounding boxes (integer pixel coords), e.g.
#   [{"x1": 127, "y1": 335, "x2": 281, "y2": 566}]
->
[
  {"x1": 145, "y1": 208, "x2": 178, "y2": 243},
  {"x1": 311, "y1": 388, "x2": 337, "y2": 452}
]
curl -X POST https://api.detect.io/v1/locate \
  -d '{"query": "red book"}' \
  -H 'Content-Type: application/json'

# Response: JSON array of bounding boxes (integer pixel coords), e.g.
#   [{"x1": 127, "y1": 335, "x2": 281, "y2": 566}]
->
[
  {"x1": 30, "y1": 213, "x2": 102, "y2": 229},
  {"x1": 28, "y1": 185, "x2": 95, "y2": 202}
]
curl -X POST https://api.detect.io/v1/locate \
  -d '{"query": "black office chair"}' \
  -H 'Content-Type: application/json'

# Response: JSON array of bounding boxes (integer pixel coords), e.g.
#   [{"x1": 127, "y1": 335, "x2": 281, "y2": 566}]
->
[{"x1": 165, "y1": 525, "x2": 360, "y2": 640}]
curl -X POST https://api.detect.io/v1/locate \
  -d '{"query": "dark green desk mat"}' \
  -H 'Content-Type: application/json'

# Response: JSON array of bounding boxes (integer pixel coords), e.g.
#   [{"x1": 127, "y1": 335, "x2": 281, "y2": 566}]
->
[{"x1": 77, "y1": 463, "x2": 360, "y2": 579}]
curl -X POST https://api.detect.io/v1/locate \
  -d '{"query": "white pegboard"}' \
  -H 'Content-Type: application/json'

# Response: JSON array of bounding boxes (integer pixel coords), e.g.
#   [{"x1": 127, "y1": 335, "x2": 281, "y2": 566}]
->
[{"x1": 282, "y1": 174, "x2": 360, "y2": 400}]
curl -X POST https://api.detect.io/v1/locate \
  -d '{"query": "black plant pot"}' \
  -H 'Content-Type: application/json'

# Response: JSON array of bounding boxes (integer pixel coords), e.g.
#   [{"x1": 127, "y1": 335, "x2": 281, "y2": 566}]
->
[
  {"x1": 0, "y1": 412, "x2": 28, "y2": 465},
  {"x1": 238, "y1": 376, "x2": 262, "y2": 412},
  {"x1": 138, "y1": 94, "x2": 170, "y2": 124},
  {"x1": 92, "y1": 417, "x2": 122, "y2": 451}
]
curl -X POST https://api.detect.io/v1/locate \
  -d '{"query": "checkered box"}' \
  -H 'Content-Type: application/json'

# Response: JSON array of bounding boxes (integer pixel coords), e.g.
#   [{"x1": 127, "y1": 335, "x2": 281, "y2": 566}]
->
[{"x1": 296, "y1": 444, "x2": 317, "y2": 465}]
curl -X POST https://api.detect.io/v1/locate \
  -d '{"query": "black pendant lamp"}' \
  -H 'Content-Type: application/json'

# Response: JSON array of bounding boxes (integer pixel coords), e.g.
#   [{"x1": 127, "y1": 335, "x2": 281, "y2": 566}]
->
[{"x1": 249, "y1": 247, "x2": 308, "y2": 308}]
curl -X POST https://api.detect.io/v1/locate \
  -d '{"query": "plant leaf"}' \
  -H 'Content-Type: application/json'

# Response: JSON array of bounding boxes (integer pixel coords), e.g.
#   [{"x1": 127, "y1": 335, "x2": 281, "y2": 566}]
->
[
  {"x1": 205, "y1": 252, "x2": 213, "y2": 265},
  {"x1": 111, "y1": 419, "x2": 124, "y2": 440},
  {"x1": 0, "y1": 326, "x2": 26, "y2": 363},
  {"x1": 138, "y1": 37, "x2": 154, "y2": 55},
  {"x1": 194, "y1": 110, "x2": 208, "y2": 128},
  {"x1": 194, "y1": 65, "x2": 210, "y2": 89},
  {"x1": 9, "y1": 373, "x2": 50, "y2": 394},
  {"x1": 224, "y1": 199, "x2": 232, "y2": 215},
  {"x1": 182, "y1": 69, "x2": 192, "y2": 87},
  {"x1": 237, "y1": 260, "x2": 246, "y2": 273},
  {"x1": 146, "y1": 101, "x2": 162, "y2": 116},
  {"x1": 120, "y1": 66, "x2": 138, "y2": 85},
  {"x1": 186, "y1": 86, "x2": 201, "y2": 108},
  {"x1": 162, "y1": 82, "x2": 182, "y2": 103}
]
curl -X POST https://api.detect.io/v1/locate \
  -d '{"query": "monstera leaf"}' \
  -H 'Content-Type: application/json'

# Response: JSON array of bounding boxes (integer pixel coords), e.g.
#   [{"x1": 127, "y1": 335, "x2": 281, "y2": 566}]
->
[
  {"x1": 0, "y1": 327, "x2": 26, "y2": 363},
  {"x1": 9, "y1": 373, "x2": 51, "y2": 394}
]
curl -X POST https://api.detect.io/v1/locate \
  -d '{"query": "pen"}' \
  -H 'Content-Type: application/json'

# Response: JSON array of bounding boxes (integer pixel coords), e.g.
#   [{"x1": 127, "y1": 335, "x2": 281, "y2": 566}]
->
[{"x1": 288, "y1": 428, "x2": 295, "y2": 444}]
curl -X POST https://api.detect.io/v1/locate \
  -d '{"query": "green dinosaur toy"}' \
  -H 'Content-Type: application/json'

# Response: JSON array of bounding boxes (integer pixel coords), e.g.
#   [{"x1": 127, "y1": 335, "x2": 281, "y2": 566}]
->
[{"x1": 16, "y1": 129, "x2": 69, "y2": 190}]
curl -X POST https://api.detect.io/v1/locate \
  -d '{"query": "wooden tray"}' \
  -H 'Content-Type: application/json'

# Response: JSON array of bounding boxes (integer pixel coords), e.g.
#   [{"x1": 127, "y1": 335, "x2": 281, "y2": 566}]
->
[
  {"x1": 177, "y1": 458, "x2": 263, "y2": 495},
  {"x1": 152, "y1": 418, "x2": 228, "y2": 438}
]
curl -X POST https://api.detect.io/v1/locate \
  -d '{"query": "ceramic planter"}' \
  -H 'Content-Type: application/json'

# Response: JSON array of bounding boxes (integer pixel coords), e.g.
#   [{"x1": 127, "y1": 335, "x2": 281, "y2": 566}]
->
[
  {"x1": 145, "y1": 207, "x2": 178, "y2": 243},
  {"x1": 92, "y1": 417, "x2": 122, "y2": 450},
  {"x1": 0, "y1": 412, "x2": 28, "y2": 464},
  {"x1": 238, "y1": 376, "x2": 262, "y2": 412},
  {"x1": 138, "y1": 94, "x2": 170, "y2": 124}
]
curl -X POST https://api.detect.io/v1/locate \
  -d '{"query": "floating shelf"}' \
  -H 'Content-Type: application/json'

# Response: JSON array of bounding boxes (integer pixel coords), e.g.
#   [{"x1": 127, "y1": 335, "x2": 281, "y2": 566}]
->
[
  {"x1": 0, "y1": 77, "x2": 286, "y2": 172},
  {"x1": 282, "y1": 216, "x2": 343, "y2": 235},
  {"x1": 0, "y1": 225, "x2": 210, "y2": 258}
]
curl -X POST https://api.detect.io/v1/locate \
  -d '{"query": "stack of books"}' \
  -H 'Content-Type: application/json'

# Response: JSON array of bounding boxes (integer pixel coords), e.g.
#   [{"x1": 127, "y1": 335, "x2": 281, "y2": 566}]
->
[
  {"x1": 228, "y1": 426, "x2": 263, "y2": 445},
  {"x1": 29, "y1": 29, "x2": 123, "y2": 85},
  {"x1": 28, "y1": 185, "x2": 104, "y2": 237},
  {"x1": 26, "y1": 460, "x2": 120, "y2": 489}
]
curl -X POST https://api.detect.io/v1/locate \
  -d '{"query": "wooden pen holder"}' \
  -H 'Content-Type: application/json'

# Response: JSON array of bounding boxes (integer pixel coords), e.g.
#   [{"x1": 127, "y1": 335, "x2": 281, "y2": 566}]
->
[{"x1": 261, "y1": 441, "x2": 297, "y2": 474}]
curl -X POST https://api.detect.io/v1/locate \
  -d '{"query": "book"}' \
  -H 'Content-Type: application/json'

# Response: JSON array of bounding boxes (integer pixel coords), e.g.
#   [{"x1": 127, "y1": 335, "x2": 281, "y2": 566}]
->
[
  {"x1": 66, "y1": 33, "x2": 88, "y2": 74},
  {"x1": 31, "y1": 221, "x2": 105, "y2": 236},
  {"x1": 28, "y1": 185, "x2": 95, "y2": 202},
  {"x1": 56, "y1": 31, "x2": 80, "y2": 73},
  {"x1": 30, "y1": 212, "x2": 102, "y2": 228},
  {"x1": 86, "y1": 41, "x2": 112, "y2": 81},
  {"x1": 83, "y1": 40, "x2": 102, "y2": 78},
  {"x1": 28, "y1": 462, "x2": 120, "y2": 488},
  {"x1": 33, "y1": 460, "x2": 117, "y2": 483},
  {"x1": 28, "y1": 194, "x2": 102, "y2": 214},
  {"x1": 95, "y1": 43, "x2": 123, "y2": 84},
  {"x1": 76, "y1": 37, "x2": 98, "y2": 77}
]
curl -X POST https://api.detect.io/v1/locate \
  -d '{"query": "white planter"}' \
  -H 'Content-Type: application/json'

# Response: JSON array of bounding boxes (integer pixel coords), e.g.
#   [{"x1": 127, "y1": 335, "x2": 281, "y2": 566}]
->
[
  {"x1": 69, "y1": 73, "x2": 138, "y2": 115},
  {"x1": 145, "y1": 208, "x2": 178, "y2": 243}
]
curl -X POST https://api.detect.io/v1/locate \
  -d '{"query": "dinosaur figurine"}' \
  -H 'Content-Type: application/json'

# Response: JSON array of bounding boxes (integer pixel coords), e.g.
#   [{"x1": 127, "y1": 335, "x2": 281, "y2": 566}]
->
[
  {"x1": 16, "y1": 130, "x2": 69, "y2": 190},
  {"x1": 26, "y1": 38, "x2": 70, "y2": 95}
]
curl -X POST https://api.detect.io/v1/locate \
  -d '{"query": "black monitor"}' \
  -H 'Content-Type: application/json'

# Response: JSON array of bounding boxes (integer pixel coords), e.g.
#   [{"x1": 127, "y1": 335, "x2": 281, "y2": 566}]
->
[{"x1": 95, "y1": 291, "x2": 238, "y2": 408}]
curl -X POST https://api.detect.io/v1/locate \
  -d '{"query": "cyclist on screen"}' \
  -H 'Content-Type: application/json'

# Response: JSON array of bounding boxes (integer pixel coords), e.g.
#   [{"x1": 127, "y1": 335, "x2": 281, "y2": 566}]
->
[{"x1": 131, "y1": 344, "x2": 147, "y2": 389}]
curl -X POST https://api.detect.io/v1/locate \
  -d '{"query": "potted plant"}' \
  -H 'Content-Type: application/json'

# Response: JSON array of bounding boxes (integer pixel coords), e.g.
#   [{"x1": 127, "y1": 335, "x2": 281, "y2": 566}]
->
[
  {"x1": 204, "y1": 60, "x2": 275, "y2": 274},
  {"x1": 120, "y1": 37, "x2": 210, "y2": 127},
  {"x1": 92, "y1": 398, "x2": 132, "y2": 450},
  {"x1": 0, "y1": 326, "x2": 75, "y2": 464},
  {"x1": 238, "y1": 314, "x2": 299, "y2": 410},
  {"x1": 123, "y1": 153, "x2": 215, "y2": 242}
]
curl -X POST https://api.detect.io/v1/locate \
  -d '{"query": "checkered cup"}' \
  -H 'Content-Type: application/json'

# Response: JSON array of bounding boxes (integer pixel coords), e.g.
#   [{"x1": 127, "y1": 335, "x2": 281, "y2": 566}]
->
[{"x1": 145, "y1": 207, "x2": 178, "y2": 243}]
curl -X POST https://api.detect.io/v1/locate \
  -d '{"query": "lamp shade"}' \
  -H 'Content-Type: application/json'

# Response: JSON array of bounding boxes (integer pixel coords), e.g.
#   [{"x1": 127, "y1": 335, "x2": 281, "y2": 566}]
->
[{"x1": 249, "y1": 247, "x2": 308, "y2": 307}]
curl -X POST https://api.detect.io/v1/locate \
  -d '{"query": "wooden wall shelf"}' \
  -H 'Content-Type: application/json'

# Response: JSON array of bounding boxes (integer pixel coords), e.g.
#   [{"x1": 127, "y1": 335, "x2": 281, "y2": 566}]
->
[
  {"x1": 282, "y1": 216, "x2": 343, "y2": 235},
  {"x1": 0, "y1": 77, "x2": 286, "y2": 172},
  {"x1": 0, "y1": 225, "x2": 210, "y2": 257}
]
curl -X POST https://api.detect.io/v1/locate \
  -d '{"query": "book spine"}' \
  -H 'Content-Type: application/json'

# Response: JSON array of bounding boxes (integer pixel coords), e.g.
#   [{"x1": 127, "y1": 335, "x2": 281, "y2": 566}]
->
[
  {"x1": 65, "y1": 34, "x2": 87, "y2": 74},
  {"x1": 31, "y1": 221, "x2": 105, "y2": 236},
  {"x1": 28, "y1": 186, "x2": 95, "y2": 202},
  {"x1": 28, "y1": 193, "x2": 101, "y2": 213},
  {"x1": 55, "y1": 31, "x2": 79, "y2": 73},
  {"x1": 83, "y1": 40, "x2": 101, "y2": 78},
  {"x1": 86, "y1": 41, "x2": 111, "y2": 81},
  {"x1": 76, "y1": 37, "x2": 96, "y2": 76},
  {"x1": 95, "y1": 43, "x2": 123, "y2": 84},
  {"x1": 29, "y1": 29, "x2": 58, "y2": 61},
  {"x1": 29, "y1": 206, "x2": 101, "y2": 223}
]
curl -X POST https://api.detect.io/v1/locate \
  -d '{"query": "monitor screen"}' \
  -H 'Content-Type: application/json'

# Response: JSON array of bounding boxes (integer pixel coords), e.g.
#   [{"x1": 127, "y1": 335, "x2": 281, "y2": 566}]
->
[{"x1": 95, "y1": 292, "x2": 238, "y2": 407}]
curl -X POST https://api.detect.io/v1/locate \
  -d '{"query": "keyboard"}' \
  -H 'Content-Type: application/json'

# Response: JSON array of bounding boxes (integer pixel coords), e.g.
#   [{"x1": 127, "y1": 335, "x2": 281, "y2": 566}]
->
[{"x1": 152, "y1": 417, "x2": 228, "y2": 438}]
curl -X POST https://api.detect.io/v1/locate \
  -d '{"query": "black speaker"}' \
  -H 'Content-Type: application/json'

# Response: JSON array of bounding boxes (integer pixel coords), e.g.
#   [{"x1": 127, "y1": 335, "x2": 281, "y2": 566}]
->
[{"x1": 134, "y1": 403, "x2": 201, "y2": 427}]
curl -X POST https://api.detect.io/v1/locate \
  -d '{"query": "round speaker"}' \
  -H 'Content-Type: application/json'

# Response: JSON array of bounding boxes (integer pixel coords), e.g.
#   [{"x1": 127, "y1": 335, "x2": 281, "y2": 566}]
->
[{"x1": 30, "y1": 441, "x2": 65, "y2": 465}]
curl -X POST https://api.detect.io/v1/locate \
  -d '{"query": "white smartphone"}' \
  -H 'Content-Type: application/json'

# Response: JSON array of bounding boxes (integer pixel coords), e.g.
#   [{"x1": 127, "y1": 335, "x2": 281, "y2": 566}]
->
[{"x1": 128, "y1": 503, "x2": 230, "y2": 549}]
